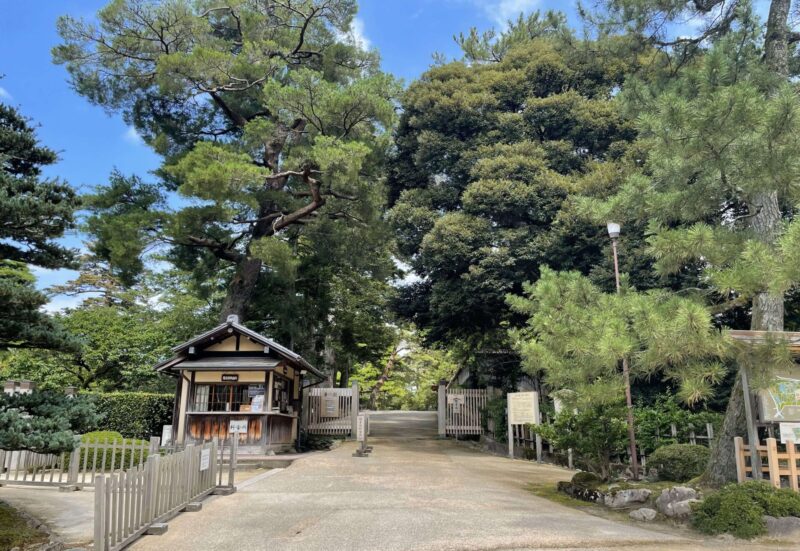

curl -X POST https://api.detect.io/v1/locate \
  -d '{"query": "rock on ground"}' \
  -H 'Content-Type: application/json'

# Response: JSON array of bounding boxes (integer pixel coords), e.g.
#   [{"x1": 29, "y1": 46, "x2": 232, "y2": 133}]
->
[
  {"x1": 763, "y1": 515, "x2": 800, "y2": 538},
  {"x1": 655, "y1": 487, "x2": 699, "y2": 518},
  {"x1": 629, "y1": 508, "x2": 657, "y2": 522},
  {"x1": 604, "y1": 488, "x2": 652, "y2": 509}
]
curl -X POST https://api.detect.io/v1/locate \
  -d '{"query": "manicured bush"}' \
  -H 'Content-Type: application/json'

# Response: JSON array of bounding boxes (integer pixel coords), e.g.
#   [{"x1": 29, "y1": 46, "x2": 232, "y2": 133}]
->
[
  {"x1": 85, "y1": 392, "x2": 174, "y2": 439},
  {"x1": 692, "y1": 482, "x2": 800, "y2": 539},
  {"x1": 649, "y1": 443, "x2": 710, "y2": 482},
  {"x1": 66, "y1": 431, "x2": 150, "y2": 471}
]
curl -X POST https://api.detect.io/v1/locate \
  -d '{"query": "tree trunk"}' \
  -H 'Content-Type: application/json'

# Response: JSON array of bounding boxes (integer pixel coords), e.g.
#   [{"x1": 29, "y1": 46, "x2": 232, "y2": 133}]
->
[
  {"x1": 705, "y1": 1, "x2": 789, "y2": 484},
  {"x1": 219, "y1": 257, "x2": 263, "y2": 322}
]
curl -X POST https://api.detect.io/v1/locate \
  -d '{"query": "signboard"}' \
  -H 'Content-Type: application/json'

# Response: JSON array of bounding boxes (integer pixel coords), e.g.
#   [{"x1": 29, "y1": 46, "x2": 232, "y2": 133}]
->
[
  {"x1": 322, "y1": 390, "x2": 340, "y2": 417},
  {"x1": 779, "y1": 422, "x2": 800, "y2": 444},
  {"x1": 356, "y1": 414, "x2": 367, "y2": 442},
  {"x1": 248, "y1": 384, "x2": 265, "y2": 397},
  {"x1": 199, "y1": 448, "x2": 210, "y2": 471},
  {"x1": 508, "y1": 391, "x2": 539, "y2": 425},
  {"x1": 161, "y1": 424, "x2": 173, "y2": 445},
  {"x1": 229, "y1": 419, "x2": 248, "y2": 434},
  {"x1": 221, "y1": 374, "x2": 239, "y2": 382},
  {"x1": 759, "y1": 374, "x2": 800, "y2": 422},
  {"x1": 251, "y1": 394, "x2": 264, "y2": 413},
  {"x1": 447, "y1": 393, "x2": 465, "y2": 413}
]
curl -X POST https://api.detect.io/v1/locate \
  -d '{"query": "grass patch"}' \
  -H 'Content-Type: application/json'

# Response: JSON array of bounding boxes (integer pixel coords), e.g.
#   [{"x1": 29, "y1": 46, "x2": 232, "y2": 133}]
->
[
  {"x1": 0, "y1": 501, "x2": 48, "y2": 550},
  {"x1": 527, "y1": 482, "x2": 593, "y2": 506}
]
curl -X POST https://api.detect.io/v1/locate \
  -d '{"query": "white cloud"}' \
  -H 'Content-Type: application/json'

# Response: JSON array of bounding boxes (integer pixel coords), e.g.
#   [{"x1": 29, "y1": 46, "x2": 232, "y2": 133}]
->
[
  {"x1": 470, "y1": 0, "x2": 540, "y2": 29},
  {"x1": 123, "y1": 126, "x2": 144, "y2": 145},
  {"x1": 0, "y1": 86, "x2": 12, "y2": 101},
  {"x1": 337, "y1": 17, "x2": 370, "y2": 50}
]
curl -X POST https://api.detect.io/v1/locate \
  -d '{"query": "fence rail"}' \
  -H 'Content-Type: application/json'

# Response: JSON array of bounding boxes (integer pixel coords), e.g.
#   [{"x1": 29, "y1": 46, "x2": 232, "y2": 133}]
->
[
  {"x1": 735, "y1": 437, "x2": 800, "y2": 491},
  {"x1": 0, "y1": 437, "x2": 160, "y2": 488},
  {"x1": 95, "y1": 440, "x2": 219, "y2": 551}
]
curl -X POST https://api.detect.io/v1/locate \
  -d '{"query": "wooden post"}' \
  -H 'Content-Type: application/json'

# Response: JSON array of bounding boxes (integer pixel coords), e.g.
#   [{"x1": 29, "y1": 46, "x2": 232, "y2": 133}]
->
[
  {"x1": 734, "y1": 437, "x2": 746, "y2": 482},
  {"x1": 94, "y1": 475, "x2": 106, "y2": 551},
  {"x1": 507, "y1": 405, "x2": 514, "y2": 459},
  {"x1": 787, "y1": 439, "x2": 798, "y2": 492},
  {"x1": 437, "y1": 383, "x2": 446, "y2": 438},
  {"x1": 227, "y1": 437, "x2": 238, "y2": 488},
  {"x1": 149, "y1": 437, "x2": 160, "y2": 455},
  {"x1": 351, "y1": 381, "x2": 359, "y2": 439},
  {"x1": 567, "y1": 448, "x2": 573, "y2": 470},
  {"x1": 67, "y1": 444, "x2": 81, "y2": 486},
  {"x1": 766, "y1": 437, "x2": 781, "y2": 488},
  {"x1": 740, "y1": 367, "x2": 763, "y2": 480},
  {"x1": 535, "y1": 399, "x2": 543, "y2": 463}
]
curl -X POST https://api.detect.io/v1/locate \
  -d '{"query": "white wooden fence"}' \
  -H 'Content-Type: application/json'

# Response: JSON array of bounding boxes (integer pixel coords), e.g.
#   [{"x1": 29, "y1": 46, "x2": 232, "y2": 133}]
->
[
  {"x1": 304, "y1": 383, "x2": 359, "y2": 436},
  {"x1": 440, "y1": 388, "x2": 491, "y2": 437},
  {"x1": 94, "y1": 440, "x2": 219, "y2": 551},
  {"x1": 0, "y1": 436, "x2": 158, "y2": 488}
]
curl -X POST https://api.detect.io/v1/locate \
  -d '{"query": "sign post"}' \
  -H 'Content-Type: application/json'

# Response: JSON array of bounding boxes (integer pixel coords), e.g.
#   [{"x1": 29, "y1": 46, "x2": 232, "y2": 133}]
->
[
  {"x1": 352, "y1": 413, "x2": 372, "y2": 457},
  {"x1": 507, "y1": 391, "x2": 540, "y2": 461}
]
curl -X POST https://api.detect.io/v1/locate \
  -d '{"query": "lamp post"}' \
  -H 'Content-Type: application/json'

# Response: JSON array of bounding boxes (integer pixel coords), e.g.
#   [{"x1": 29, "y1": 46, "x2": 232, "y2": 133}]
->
[{"x1": 607, "y1": 222, "x2": 640, "y2": 480}]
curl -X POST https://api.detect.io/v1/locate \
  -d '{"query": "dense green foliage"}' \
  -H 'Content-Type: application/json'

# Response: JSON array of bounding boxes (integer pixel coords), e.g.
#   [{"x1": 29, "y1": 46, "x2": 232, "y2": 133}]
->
[
  {"x1": 87, "y1": 392, "x2": 174, "y2": 439},
  {"x1": 481, "y1": 397, "x2": 508, "y2": 442},
  {"x1": 509, "y1": 268, "x2": 729, "y2": 406},
  {"x1": 386, "y1": 21, "x2": 659, "y2": 385},
  {"x1": 634, "y1": 395, "x2": 722, "y2": 454},
  {"x1": 0, "y1": 391, "x2": 100, "y2": 453},
  {"x1": 692, "y1": 482, "x2": 800, "y2": 538},
  {"x1": 532, "y1": 404, "x2": 629, "y2": 479},
  {"x1": 649, "y1": 444, "x2": 710, "y2": 482},
  {"x1": 0, "y1": 102, "x2": 77, "y2": 351}
]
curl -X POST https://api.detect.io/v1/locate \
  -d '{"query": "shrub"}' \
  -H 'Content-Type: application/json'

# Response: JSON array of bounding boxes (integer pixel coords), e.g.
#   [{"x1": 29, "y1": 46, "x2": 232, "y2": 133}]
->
[
  {"x1": 66, "y1": 431, "x2": 150, "y2": 471},
  {"x1": 85, "y1": 392, "x2": 174, "y2": 439},
  {"x1": 692, "y1": 482, "x2": 800, "y2": 539},
  {"x1": 649, "y1": 443, "x2": 710, "y2": 482},
  {"x1": 481, "y1": 397, "x2": 508, "y2": 442}
]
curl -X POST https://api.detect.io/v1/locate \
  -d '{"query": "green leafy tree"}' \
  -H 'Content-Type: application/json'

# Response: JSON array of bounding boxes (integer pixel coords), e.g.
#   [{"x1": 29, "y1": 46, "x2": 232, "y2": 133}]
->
[
  {"x1": 0, "y1": 102, "x2": 78, "y2": 350},
  {"x1": 0, "y1": 391, "x2": 100, "y2": 453},
  {"x1": 54, "y1": 0, "x2": 399, "y2": 322}
]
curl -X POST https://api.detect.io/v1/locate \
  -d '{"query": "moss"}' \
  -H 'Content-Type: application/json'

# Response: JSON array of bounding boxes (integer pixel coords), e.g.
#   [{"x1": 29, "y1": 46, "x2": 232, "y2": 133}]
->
[{"x1": 0, "y1": 502, "x2": 47, "y2": 550}]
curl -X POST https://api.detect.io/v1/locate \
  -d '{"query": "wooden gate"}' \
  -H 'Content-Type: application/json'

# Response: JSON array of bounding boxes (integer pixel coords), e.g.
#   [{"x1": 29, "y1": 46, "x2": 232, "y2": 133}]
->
[
  {"x1": 442, "y1": 388, "x2": 490, "y2": 437},
  {"x1": 304, "y1": 383, "x2": 358, "y2": 436}
]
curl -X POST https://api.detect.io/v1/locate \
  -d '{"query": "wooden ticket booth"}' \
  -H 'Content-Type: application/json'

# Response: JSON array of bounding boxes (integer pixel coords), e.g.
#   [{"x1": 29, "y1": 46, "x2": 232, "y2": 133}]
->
[{"x1": 155, "y1": 315, "x2": 324, "y2": 453}]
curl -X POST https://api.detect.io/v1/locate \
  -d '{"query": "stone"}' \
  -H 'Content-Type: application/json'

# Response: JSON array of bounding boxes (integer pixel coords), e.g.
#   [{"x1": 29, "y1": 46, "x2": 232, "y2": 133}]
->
[
  {"x1": 183, "y1": 502, "x2": 202, "y2": 512},
  {"x1": 763, "y1": 515, "x2": 800, "y2": 538},
  {"x1": 655, "y1": 486, "x2": 698, "y2": 517},
  {"x1": 146, "y1": 523, "x2": 169, "y2": 536},
  {"x1": 604, "y1": 488, "x2": 652, "y2": 509},
  {"x1": 629, "y1": 508, "x2": 657, "y2": 522},
  {"x1": 556, "y1": 480, "x2": 604, "y2": 503}
]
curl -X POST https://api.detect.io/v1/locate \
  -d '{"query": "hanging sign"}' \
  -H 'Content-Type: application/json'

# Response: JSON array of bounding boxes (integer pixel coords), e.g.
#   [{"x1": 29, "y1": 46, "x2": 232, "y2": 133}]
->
[
  {"x1": 199, "y1": 449, "x2": 211, "y2": 471},
  {"x1": 229, "y1": 419, "x2": 248, "y2": 434},
  {"x1": 447, "y1": 393, "x2": 465, "y2": 413},
  {"x1": 508, "y1": 391, "x2": 539, "y2": 425},
  {"x1": 322, "y1": 390, "x2": 340, "y2": 417},
  {"x1": 251, "y1": 394, "x2": 264, "y2": 413}
]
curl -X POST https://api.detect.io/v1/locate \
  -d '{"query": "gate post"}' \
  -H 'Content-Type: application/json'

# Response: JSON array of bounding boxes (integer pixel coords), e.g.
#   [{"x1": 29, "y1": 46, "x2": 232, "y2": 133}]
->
[
  {"x1": 351, "y1": 381, "x2": 359, "y2": 439},
  {"x1": 437, "y1": 382, "x2": 446, "y2": 437}
]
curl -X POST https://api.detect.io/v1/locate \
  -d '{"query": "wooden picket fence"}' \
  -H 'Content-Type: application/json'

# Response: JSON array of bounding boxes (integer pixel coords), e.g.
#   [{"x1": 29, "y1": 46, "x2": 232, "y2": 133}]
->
[
  {"x1": 94, "y1": 440, "x2": 219, "y2": 551},
  {"x1": 444, "y1": 389, "x2": 491, "y2": 437},
  {"x1": 304, "y1": 383, "x2": 358, "y2": 436},
  {"x1": 0, "y1": 436, "x2": 159, "y2": 488},
  {"x1": 735, "y1": 437, "x2": 800, "y2": 491}
]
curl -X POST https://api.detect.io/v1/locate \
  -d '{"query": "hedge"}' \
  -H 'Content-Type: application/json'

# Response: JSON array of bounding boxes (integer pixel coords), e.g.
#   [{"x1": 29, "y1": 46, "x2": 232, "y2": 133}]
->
[
  {"x1": 66, "y1": 431, "x2": 150, "y2": 471},
  {"x1": 84, "y1": 392, "x2": 174, "y2": 440},
  {"x1": 650, "y1": 443, "x2": 710, "y2": 482}
]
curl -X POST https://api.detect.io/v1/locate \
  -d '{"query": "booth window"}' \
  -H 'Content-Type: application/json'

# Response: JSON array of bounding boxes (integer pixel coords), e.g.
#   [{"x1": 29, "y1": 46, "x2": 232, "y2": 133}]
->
[{"x1": 192, "y1": 384, "x2": 259, "y2": 412}]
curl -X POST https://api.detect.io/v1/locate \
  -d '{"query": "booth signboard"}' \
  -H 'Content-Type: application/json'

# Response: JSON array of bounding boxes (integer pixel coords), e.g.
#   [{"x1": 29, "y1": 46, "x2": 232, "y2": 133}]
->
[
  {"x1": 199, "y1": 448, "x2": 211, "y2": 471},
  {"x1": 251, "y1": 394, "x2": 264, "y2": 413},
  {"x1": 779, "y1": 422, "x2": 800, "y2": 444},
  {"x1": 322, "y1": 389, "x2": 340, "y2": 417},
  {"x1": 221, "y1": 374, "x2": 239, "y2": 382},
  {"x1": 161, "y1": 424, "x2": 173, "y2": 445},
  {"x1": 229, "y1": 419, "x2": 248, "y2": 434},
  {"x1": 508, "y1": 392, "x2": 539, "y2": 425},
  {"x1": 248, "y1": 384, "x2": 265, "y2": 397}
]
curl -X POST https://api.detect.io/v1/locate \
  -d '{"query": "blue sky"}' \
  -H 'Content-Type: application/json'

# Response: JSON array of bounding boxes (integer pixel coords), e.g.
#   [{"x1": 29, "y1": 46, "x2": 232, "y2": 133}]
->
[{"x1": 0, "y1": 0, "x2": 580, "y2": 309}]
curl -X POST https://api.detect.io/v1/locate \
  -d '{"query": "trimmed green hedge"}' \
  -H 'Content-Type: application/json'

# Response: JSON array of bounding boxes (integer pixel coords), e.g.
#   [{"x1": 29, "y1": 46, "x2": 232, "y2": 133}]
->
[
  {"x1": 66, "y1": 431, "x2": 150, "y2": 471},
  {"x1": 84, "y1": 392, "x2": 174, "y2": 440},
  {"x1": 650, "y1": 443, "x2": 710, "y2": 482}
]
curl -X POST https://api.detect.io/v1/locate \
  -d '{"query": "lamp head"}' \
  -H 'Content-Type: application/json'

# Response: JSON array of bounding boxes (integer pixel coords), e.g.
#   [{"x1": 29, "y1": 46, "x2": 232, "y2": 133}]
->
[{"x1": 606, "y1": 222, "x2": 621, "y2": 239}]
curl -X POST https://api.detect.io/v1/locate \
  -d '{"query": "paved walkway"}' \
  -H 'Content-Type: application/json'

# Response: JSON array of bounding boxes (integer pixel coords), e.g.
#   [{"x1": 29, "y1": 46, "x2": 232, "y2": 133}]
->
[{"x1": 129, "y1": 430, "x2": 773, "y2": 551}]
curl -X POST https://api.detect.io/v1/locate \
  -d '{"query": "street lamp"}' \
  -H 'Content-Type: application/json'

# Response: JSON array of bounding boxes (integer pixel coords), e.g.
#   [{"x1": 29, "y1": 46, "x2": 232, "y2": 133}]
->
[{"x1": 606, "y1": 221, "x2": 640, "y2": 480}]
